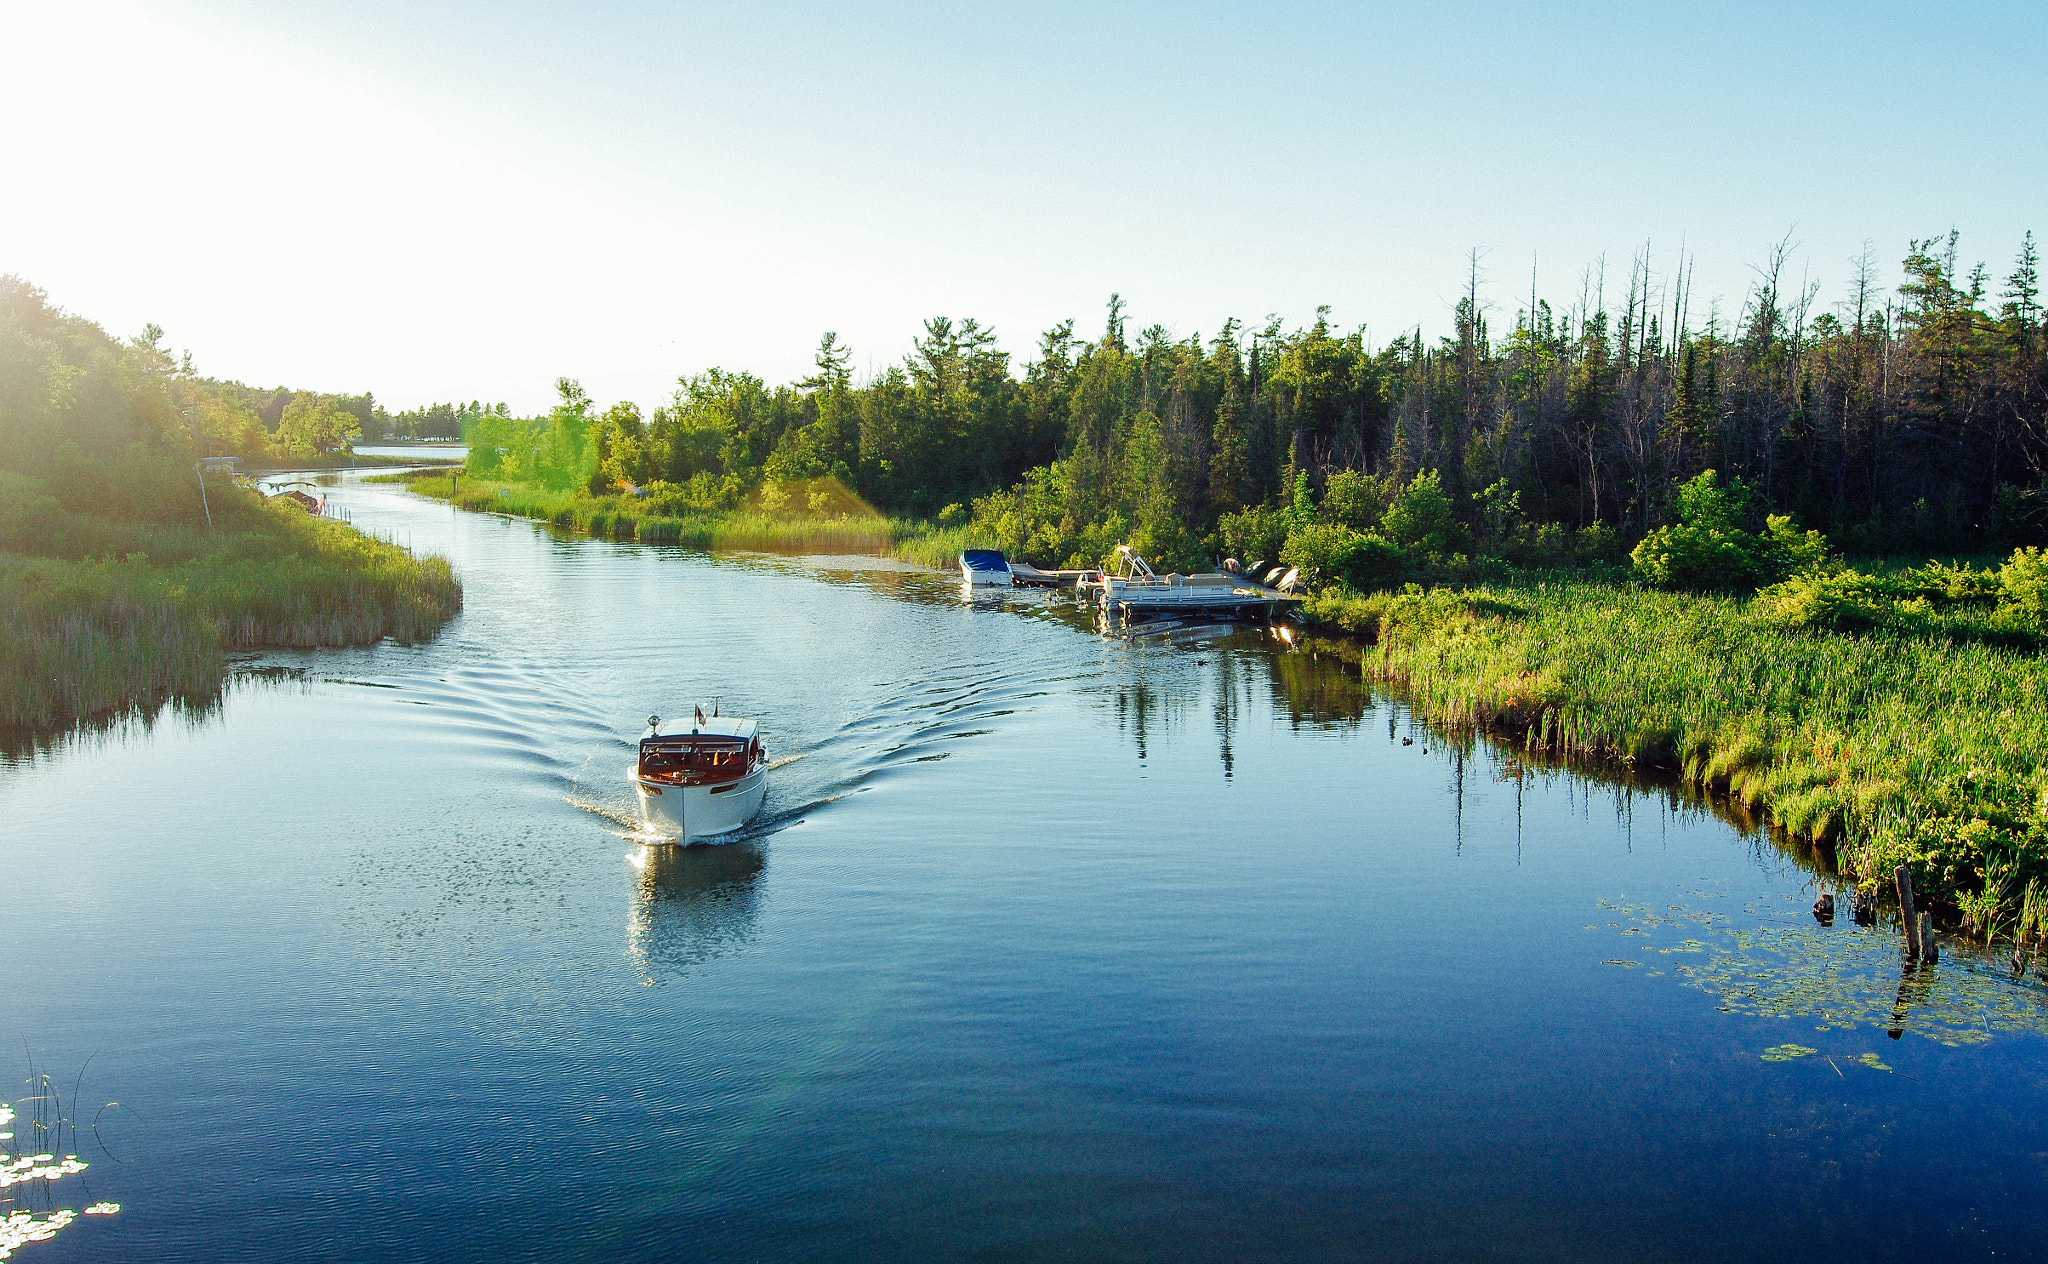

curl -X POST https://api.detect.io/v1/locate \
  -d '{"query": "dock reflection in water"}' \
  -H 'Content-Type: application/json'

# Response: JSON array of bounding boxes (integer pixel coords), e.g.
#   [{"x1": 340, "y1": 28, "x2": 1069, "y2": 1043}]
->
[{"x1": 625, "y1": 841, "x2": 766, "y2": 982}]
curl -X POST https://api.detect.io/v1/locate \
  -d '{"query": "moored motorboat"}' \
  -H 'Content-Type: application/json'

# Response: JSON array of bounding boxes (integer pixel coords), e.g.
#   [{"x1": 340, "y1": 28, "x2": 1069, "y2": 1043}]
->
[
  {"x1": 960, "y1": 548, "x2": 1014, "y2": 586},
  {"x1": 631, "y1": 708, "x2": 767, "y2": 842}
]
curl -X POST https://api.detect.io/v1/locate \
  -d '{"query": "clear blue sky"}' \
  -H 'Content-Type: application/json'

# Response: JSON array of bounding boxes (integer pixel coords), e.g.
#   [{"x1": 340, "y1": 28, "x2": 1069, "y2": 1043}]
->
[{"x1": 4, "y1": 0, "x2": 2041, "y2": 413}]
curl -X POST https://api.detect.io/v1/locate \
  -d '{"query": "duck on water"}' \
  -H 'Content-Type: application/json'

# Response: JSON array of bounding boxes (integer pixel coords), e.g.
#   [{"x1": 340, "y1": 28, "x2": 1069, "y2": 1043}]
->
[{"x1": 631, "y1": 706, "x2": 767, "y2": 843}]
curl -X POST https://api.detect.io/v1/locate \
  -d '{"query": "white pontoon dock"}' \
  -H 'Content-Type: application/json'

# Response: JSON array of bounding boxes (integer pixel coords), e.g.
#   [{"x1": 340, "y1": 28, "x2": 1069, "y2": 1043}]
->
[{"x1": 1080, "y1": 546, "x2": 1301, "y2": 618}]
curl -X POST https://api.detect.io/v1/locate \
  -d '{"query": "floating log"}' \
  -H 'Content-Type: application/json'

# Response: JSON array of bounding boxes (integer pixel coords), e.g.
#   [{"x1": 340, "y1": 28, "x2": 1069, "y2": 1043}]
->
[{"x1": 1895, "y1": 865, "x2": 1921, "y2": 961}]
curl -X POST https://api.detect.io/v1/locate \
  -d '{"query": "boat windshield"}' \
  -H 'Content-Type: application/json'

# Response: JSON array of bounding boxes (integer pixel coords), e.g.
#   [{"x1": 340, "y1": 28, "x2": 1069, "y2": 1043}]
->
[{"x1": 639, "y1": 737, "x2": 753, "y2": 780}]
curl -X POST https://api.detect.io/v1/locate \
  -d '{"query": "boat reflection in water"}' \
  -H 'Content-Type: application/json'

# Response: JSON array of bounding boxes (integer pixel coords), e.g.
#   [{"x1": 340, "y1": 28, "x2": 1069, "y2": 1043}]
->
[{"x1": 625, "y1": 841, "x2": 766, "y2": 982}]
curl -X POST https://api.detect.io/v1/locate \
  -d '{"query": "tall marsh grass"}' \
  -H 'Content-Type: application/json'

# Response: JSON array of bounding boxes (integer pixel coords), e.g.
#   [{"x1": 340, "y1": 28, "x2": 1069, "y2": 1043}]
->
[
  {"x1": 1304, "y1": 581, "x2": 2048, "y2": 922},
  {"x1": 395, "y1": 471, "x2": 976, "y2": 562},
  {"x1": 1, "y1": 486, "x2": 461, "y2": 728},
  {"x1": 0, "y1": 557, "x2": 221, "y2": 727}
]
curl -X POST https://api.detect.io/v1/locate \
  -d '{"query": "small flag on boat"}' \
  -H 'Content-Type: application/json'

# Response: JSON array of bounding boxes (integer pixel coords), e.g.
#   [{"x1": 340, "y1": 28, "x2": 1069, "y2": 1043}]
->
[{"x1": 695, "y1": 704, "x2": 706, "y2": 727}]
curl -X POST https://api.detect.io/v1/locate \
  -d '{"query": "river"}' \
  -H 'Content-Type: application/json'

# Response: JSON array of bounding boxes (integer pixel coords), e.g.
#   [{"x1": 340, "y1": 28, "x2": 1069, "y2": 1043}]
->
[{"x1": 5, "y1": 471, "x2": 2048, "y2": 1261}]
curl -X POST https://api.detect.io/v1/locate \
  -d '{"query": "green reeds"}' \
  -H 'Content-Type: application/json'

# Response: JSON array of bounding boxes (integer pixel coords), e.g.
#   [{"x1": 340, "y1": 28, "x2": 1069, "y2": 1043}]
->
[
  {"x1": 402, "y1": 472, "x2": 957, "y2": 558},
  {"x1": 1, "y1": 488, "x2": 462, "y2": 729},
  {"x1": 0, "y1": 557, "x2": 222, "y2": 727},
  {"x1": 888, "y1": 522, "x2": 984, "y2": 569},
  {"x1": 1303, "y1": 579, "x2": 2048, "y2": 925}
]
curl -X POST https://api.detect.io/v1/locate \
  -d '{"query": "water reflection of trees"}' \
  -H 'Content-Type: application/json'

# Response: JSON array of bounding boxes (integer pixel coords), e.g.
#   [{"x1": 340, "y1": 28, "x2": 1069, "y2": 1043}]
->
[
  {"x1": 1265, "y1": 639, "x2": 1368, "y2": 729},
  {"x1": 1086, "y1": 620, "x2": 1857, "y2": 898},
  {"x1": 625, "y1": 842, "x2": 766, "y2": 982},
  {"x1": 0, "y1": 672, "x2": 296, "y2": 768},
  {"x1": 1096, "y1": 624, "x2": 1372, "y2": 773}
]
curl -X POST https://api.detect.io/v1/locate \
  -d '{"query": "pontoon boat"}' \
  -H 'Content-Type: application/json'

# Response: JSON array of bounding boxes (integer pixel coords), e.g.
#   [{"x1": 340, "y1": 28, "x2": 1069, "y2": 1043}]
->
[{"x1": 1080, "y1": 545, "x2": 1300, "y2": 618}]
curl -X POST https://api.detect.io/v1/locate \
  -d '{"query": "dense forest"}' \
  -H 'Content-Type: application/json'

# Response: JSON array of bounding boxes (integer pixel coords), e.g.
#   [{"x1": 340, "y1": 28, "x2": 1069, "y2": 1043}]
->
[{"x1": 468, "y1": 232, "x2": 2047, "y2": 573}]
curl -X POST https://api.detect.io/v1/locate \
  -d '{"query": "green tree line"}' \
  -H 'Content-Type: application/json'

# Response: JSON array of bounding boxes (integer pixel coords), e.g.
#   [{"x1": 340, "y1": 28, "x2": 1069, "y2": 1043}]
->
[
  {"x1": 469, "y1": 232, "x2": 2047, "y2": 572},
  {"x1": 190, "y1": 383, "x2": 498, "y2": 457}
]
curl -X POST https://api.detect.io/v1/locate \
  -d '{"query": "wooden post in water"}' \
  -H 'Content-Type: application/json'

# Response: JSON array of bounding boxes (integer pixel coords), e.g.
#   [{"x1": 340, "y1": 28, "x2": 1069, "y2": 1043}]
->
[
  {"x1": 1896, "y1": 865, "x2": 1921, "y2": 962},
  {"x1": 1919, "y1": 913, "x2": 1938, "y2": 964}
]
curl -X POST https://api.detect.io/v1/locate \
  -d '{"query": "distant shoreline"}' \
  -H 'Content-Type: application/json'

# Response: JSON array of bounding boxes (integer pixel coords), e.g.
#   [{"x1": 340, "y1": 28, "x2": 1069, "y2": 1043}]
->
[{"x1": 241, "y1": 452, "x2": 463, "y2": 474}]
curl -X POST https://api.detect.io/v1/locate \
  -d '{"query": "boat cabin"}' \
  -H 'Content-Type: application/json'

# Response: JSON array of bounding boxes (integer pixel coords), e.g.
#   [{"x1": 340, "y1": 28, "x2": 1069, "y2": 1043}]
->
[{"x1": 637, "y1": 717, "x2": 762, "y2": 786}]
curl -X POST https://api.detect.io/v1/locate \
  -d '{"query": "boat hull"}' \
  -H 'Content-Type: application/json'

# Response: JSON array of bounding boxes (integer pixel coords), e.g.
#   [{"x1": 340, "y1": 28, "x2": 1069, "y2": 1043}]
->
[
  {"x1": 960, "y1": 564, "x2": 1013, "y2": 586},
  {"x1": 633, "y1": 764, "x2": 767, "y2": 841}
]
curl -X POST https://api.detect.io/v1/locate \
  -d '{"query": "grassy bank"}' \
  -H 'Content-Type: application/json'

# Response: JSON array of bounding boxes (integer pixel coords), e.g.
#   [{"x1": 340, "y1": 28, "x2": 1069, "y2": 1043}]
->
[
  {"x1": 1302, "y1": 581, "x2": 2048, "y2": 934},
  {"x1": 2, "y1": 484, "x2": 461, "y2": 728},
  {"x1": 381, "y1": 470, "x2": 977, "y2": 565}
]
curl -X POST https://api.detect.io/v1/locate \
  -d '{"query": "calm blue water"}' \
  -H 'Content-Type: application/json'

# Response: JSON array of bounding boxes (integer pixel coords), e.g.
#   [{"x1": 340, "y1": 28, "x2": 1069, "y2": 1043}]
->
[{"x1": 5, "y1": 474, "x2": 2048, "y2": 1261}]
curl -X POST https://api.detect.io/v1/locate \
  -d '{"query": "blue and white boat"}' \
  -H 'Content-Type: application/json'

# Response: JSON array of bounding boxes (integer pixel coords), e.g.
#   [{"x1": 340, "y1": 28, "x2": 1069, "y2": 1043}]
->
[{"x1": 959, "y1": 549, "x2": 1014, "y2": 586}]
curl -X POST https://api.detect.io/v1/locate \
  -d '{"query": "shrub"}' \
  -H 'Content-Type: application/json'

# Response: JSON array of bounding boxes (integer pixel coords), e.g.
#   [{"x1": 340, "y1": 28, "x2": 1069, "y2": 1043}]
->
[
  {"x1": 1327, "y1": 536, "x2": 1409, "y2": 590},
  {"x1": 1576, "y1": 521, "x2": 1621, "y2": 563},
  {"x1": 1756, "y1": 569, "x2": 1888, "y2": 632},
  {"x1": 1752, "y1": 515, "x2": 1829, "y2": 581},
  {"x1": 1334, "y1": 534, "x2": 1410, "y2": 590},
  {"x1": 1674, "y1": 467, "x2": 1749, "y2": 532},
  {"x1": 1279, "y1": 522, "x2": 1361, "y2": 582},
  {"x1": 1322, "y1": 470, "x2": 1396, "y2": 532},
  {"x1": 2003, "y1": 546, "x2": 2048, "y2": 619},
  {"x1": 0, "y1": 470, "x2": 59, "y2": 550},
  {"x1": 1633, "y1": 470, "x2": 1827, "y2": 591},
  {"x1": 1381, "y1": 471, "x2": 1465, "y2": 557},
  {"x1": 1216, "y1": 504, "x2": 1288, "y2": 566},
  {"x1": 1279, "y1": 522, "x2": 1417, "y2": 592},
  {"x1": 1903, "y1": 559, "x2": 2006, "y2": 606},
  {"x1": 1629, "y1": 523, "x2": 1757, "y2": 590}
]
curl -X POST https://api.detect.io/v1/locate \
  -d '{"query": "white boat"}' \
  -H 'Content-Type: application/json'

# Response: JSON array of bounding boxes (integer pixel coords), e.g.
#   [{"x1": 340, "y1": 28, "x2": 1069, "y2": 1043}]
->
[
  {"x1": 960, "y1": 548, "x2": 1014, "y2": 586},
  {"x1": 1081, "y1": 545, "x2": 1299, "y2": 617},
  {"x1": 630, "y1": 710, "x2": 767, "y2": 842}
]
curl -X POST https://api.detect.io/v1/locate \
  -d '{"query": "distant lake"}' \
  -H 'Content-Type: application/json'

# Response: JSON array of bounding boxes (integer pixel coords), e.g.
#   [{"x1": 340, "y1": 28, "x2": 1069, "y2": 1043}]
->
[{"x1": 6, "y1": 470, "x2": 2048, "y2": 1261}]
